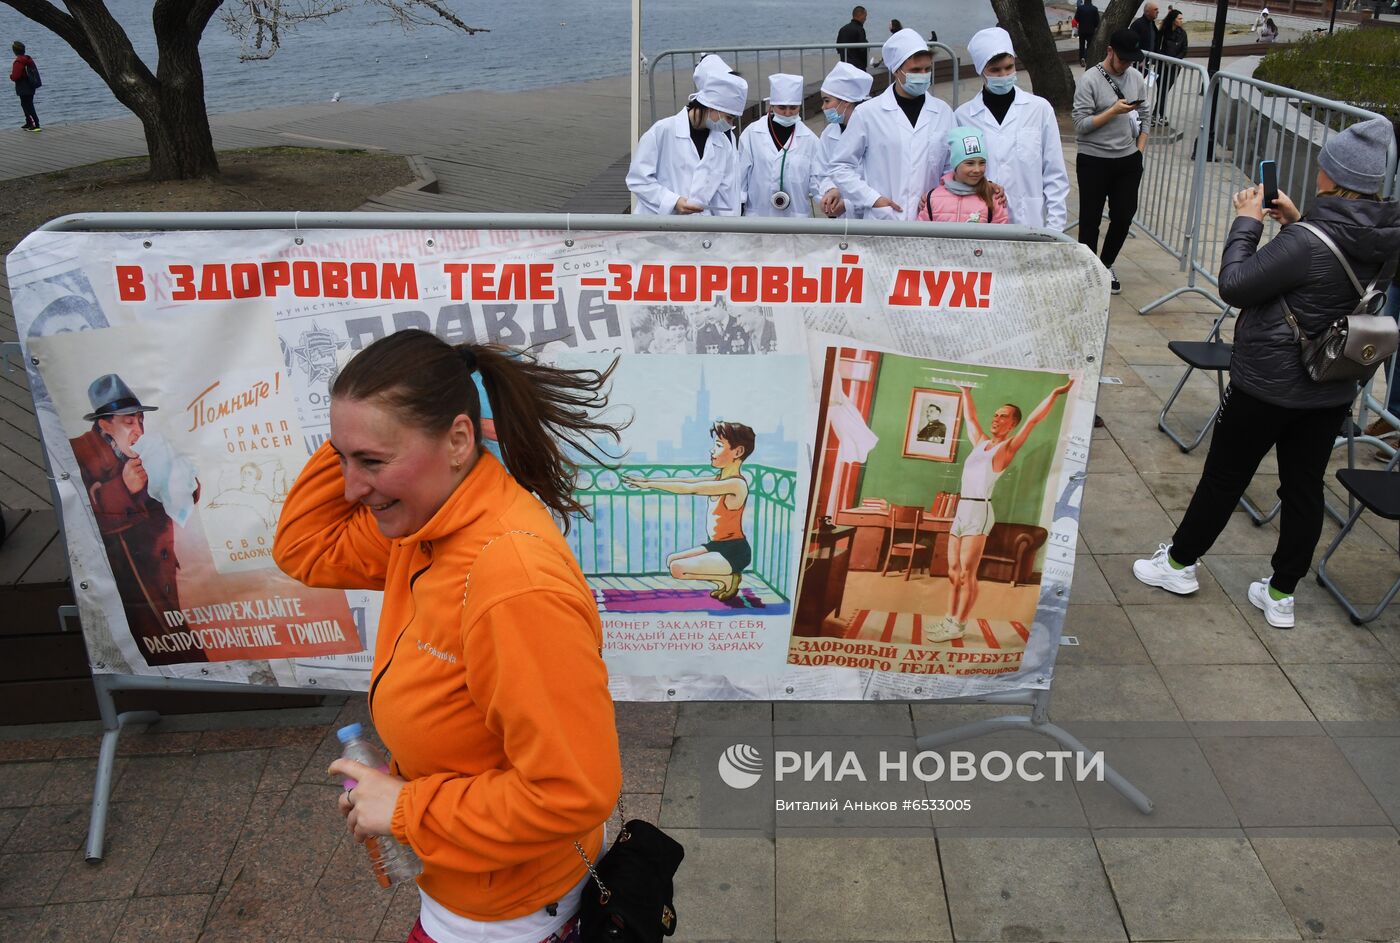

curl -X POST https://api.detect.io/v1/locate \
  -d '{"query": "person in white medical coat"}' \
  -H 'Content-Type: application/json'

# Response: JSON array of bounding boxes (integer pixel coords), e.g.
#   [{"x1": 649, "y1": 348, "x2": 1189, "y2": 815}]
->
[
  {"x1": 738, "y1": 74, "x2": 823, "y2": 217},
  {"x1": 816, "y1": 62, "x2": 874, "y2": 218},
  {"x1": 828, "y1": 28, "x2": 954, "y2": 221},
  {"x1": 627, "y1": 70, "x2": 748, "y2": 216},
  {"x1": 952, "y1": 27, "x2": 1069, "y2": 230},
  {"x1": 690, "y1": 54, "x2": 746, "y2": 217}
]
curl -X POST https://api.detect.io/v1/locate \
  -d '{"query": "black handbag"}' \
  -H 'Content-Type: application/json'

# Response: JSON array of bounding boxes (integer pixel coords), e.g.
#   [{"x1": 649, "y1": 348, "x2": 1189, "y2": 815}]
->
[{"x1": 575, "y1": 804, "x2": 685, "y2": 942}]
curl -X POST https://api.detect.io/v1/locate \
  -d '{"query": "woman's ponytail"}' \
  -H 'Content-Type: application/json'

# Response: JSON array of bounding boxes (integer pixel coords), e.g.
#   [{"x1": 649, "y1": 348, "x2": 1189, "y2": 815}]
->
[
  {"x1": 470, "y1": 345, "x2": 625, "y2": 527},
  {"x1": 330, "y1": 329, "x2": 625, "y2": 530}
]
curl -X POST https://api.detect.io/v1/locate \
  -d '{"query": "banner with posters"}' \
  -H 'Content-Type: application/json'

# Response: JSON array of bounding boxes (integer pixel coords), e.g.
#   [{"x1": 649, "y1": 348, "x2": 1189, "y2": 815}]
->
[{"x1": 7, "y1": 224, "x2": 1107, "y2": 699}]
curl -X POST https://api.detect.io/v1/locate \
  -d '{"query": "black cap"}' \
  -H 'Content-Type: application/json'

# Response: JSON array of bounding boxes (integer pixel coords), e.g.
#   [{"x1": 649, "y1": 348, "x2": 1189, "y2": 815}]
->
[{"x1": 1108, "y1": 28, "x2": 1143, "y2": 61}]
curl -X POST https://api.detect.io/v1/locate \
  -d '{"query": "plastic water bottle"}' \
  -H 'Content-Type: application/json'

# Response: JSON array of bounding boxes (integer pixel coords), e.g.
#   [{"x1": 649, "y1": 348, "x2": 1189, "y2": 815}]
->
[{"x1": 336, "y1": 723, "x2": 423, "y2": 888}]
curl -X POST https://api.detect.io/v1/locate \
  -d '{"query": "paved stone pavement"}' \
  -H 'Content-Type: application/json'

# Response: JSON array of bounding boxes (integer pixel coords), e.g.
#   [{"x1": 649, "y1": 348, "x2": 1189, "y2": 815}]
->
[{"x1": 1, "y1": 53, "x2": 1399, "y2": 943}]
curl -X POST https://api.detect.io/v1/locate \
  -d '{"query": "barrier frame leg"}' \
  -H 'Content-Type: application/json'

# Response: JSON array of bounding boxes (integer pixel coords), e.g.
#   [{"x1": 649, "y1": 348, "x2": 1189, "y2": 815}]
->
[
  {"x1": 1138, "y1": 284, "x2": 1228, "y2": 319},
  {"x1": 85, "y1": 674, "x2": 159, "y2": 862},
  {"x1": 913, "y1": 688, "x2": 1154, "y2": 815},
  {"x1": 83, "y1": 674, "x2": 335, "y2": 862}
]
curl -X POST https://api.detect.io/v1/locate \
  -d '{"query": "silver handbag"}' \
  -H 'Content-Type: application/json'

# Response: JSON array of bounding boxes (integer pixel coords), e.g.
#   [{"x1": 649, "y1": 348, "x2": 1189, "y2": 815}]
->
[{"x1": 1281, "y1": 221, "x2": 1397, "y2": 384}]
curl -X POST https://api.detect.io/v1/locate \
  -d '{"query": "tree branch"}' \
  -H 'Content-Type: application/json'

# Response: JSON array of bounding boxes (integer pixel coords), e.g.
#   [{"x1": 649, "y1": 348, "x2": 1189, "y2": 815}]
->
[
  {"x1": 0, "y1": 0, "x2": 94, "y2": 60},
  {"x1": 62, "y1": 0, "x2": 160, "y2": 105},
  {"x1": 186, "y1": 0, "x2": 229, "y2": 34}
]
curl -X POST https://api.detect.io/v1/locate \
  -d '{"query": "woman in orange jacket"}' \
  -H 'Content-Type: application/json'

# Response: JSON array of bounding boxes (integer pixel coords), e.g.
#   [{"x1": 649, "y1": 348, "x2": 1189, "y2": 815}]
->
[{"x1": 274, "y1": 329, "x2": 625, "y2": 943}]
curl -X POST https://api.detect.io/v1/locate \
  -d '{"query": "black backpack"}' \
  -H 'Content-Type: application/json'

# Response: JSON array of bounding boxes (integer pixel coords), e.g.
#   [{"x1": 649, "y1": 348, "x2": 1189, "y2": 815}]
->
[{"x1": 23, "y1": 61, "x2": 41, "y2": 90}]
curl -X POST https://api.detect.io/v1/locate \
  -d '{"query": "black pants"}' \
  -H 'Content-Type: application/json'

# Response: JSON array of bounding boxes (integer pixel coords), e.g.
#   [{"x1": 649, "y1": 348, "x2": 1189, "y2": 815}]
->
[
  {"x1": 19, "y1": 93, "x2": 38, "y2": 128},
  {"x1": 1155, "y1": 67, "x2": 1179, "y2": 119},
  {"x1": 1171, "y1": 383, "x2": 1348, "y2": 594},
  {"x1": 1076, "y1": 151, "x2": 1142, "y2": 268},
  {"x1": 1078, "y1": 33, "x2": 1092, "y2": 61}
]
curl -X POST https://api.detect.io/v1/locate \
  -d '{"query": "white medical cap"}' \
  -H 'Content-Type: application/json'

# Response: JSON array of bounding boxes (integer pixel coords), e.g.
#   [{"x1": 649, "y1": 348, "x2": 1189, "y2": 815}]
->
[
  {"x1": 767, "y1": 73, "x2": 804, "y2": 106},
  {"x1": 696, "y1": 71, "x2": 748, "y2": 116},
  {"x1": 821, "y1": 62, "x2": 874, "y2": 102},
  {"x1": 882, "y1": 28, "x2": 929, "y2": 74},
  {"x1": 968, "y1": 27, "x2": 1016, "y2": 75},
  {"x1": 693, "y1": 54, "x2": 730, "y2": 88}
]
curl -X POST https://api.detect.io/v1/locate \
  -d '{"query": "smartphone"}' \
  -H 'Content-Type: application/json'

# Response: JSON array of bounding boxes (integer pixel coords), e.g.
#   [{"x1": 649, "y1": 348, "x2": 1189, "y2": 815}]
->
[
  {"x1": 1126, "y1": 99, "x2": 1145, "y2": 106},
  {"x1": 1259, "y1": 159, "x2": 1278, "y2": 209}
]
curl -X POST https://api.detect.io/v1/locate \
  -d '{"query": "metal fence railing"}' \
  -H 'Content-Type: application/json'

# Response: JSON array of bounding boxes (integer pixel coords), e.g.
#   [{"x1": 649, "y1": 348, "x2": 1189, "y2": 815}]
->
[
  {"x1": 1139, "y1": 66, "x2": 1398, "y2": 316},
  {"x1": 646, "y1": 42, "x2": 961, "y2": 124},
  {"x1": 1133, "y1": 52, "x2": 1215, "y2": 267},
  {"x1": 567, "y1": 463, "x2": 797, "y2": 596}
]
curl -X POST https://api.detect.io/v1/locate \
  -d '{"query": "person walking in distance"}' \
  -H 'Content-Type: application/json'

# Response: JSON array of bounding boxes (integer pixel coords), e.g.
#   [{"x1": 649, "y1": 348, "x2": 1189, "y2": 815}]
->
[
  {"x1": 1072, "y1": 29, "x2": 1150, "y2": 294},
  {"x1": 954, "y1": 27, "x2": 1069, "y2": 230},
  {"x1": 1074, "y1": 0, "x2": 1100, "y2": 66},
  {"x1": 837, "y1": 6, "x2": 870, "y2": 70},
  {"x1": 10, "y1": 41, "x2": 40, "y2": 131},
  {"x1": 1153, "y1": 9, "x2": 1188, "y2": 126},
  {"x1": 1132, "y1": 119, "x2": 1400, "y2": 629},
  {"x1": 1130, "y1": 2, "x2": 1160, "y2": 59},
  {"x1": 829, "y1": 27, "x2": 955, "y2": 221}
]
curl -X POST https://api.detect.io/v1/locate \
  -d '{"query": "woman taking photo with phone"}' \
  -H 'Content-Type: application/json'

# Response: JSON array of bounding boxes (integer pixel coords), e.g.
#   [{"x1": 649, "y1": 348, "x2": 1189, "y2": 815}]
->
[{"x1": 1133, "y1": 119, "x2": 1400, "y2": 629}]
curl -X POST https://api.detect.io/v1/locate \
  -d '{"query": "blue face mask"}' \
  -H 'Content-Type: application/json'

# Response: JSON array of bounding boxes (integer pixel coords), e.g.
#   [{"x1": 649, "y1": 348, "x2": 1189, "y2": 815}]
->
[
  {"x1": 900, "y1": 72, "x2": 932, "y2": 97},
  {"x1": 986, "y1": 73, "x2": 1018, "y2": 95},
  {"x1": 771, "y1": 113, "x2": 800, "y2": 127},
  {"x1": 824, "y1": 107, "x2": 846, "y2": 125}
]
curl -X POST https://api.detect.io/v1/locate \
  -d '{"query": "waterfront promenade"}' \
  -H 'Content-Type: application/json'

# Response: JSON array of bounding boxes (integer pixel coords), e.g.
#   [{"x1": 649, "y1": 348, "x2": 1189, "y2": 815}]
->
[{"x1": 1, "y1": 46, "x2": 1399, "y2": 943}]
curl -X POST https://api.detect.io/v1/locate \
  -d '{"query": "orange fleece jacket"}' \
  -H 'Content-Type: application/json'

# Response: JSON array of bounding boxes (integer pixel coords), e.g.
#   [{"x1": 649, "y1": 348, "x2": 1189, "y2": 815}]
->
[{"x1": 274, "y1": 443, "x2": 621, "y2": 920}]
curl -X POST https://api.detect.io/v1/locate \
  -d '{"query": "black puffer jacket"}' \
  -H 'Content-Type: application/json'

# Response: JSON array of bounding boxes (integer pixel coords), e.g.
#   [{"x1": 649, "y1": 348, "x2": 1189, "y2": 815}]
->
[{"x1": 1223, "y1": 196, "x2": 1400, "y2": 409}]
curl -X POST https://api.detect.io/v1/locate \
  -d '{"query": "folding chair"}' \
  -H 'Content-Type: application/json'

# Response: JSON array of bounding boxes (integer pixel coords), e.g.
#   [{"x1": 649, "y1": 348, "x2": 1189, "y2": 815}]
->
[
  {"x1": 1157, "y1": 308, "x2": 1280, "y2": 524},
  {"x1": 1315, "y1": 450, "x2": 1400, "y2": 625},
  {"x1": 1158, "y1": 307, "x2": 1231, "y2": 453}
]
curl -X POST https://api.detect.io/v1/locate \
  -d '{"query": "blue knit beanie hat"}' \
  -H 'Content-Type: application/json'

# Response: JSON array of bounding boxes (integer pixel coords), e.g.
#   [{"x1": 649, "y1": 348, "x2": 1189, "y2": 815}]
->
[{"x1": 948, "y1": 126, "x2": 988, "y2": 170}]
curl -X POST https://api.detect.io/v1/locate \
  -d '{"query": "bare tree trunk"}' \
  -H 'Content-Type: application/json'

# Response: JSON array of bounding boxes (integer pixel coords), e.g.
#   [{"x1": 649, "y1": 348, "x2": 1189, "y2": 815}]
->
[
  {"x1": 989, "y1": 0, "x2": 1075, "y2": 112},
  {"x1": 148, "y1": 0, "x2": 222, "y2": 178},
  {"x1": 1088, "y1": 0, "x2": 1140, "y2": 65}
]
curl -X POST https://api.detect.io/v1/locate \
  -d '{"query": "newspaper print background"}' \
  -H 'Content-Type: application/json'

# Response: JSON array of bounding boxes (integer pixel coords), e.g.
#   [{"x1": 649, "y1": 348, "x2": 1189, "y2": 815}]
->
[{"x1": 7, "y1": 226, "x2": 1108, "y2": 700}]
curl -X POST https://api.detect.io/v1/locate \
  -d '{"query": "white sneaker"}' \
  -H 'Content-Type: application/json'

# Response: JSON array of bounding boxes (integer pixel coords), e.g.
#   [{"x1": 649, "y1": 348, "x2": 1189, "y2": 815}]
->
[
  {"x1": 1132, "y1": 543, "x2": 1199, "y2": 595},
  {"x1": 1109, "y1": 269, "x2": 1122, "y2": 294},
  {"x1": 1248, "y1": 578, "x2": 1295, "y2": 629},
  {"x1": 924, "y1": 615, "x2": 964, "y2": 643}
]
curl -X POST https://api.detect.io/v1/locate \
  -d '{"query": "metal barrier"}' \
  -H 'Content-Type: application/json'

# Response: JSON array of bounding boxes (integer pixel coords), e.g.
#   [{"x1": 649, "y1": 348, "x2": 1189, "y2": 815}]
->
[
  {"x1": 646, "y1": 42, "x2": 961, "y2": 124},
  {"x1": 1133, "y1": 52, "x2": 1215, "y2": 267},
  {"x1": 11, "y1": 211, "x2": 1149, "y2": 861},
  {"x1": 1140, "y1": 67, "x2": 1398, "y2": 316}
]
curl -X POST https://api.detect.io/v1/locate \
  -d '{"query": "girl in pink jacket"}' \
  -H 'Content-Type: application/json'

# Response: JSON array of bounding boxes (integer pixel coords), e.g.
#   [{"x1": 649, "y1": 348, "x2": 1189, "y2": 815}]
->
[{"x1": 918, "y1": 126, "x2": 1010, "y2": 224}]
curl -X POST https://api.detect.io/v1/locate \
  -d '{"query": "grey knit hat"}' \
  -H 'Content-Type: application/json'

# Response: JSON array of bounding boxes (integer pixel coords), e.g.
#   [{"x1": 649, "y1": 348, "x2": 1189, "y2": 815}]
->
[{"x1": 1318, "y1": 117, "x2": 1394, "y2": 195}]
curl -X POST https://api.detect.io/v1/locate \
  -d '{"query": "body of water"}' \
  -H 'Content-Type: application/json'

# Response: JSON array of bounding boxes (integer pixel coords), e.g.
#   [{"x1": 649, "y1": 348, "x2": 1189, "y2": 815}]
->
[{"x1": 1, "y1": 0, "x2": 1001, "y2": 126}]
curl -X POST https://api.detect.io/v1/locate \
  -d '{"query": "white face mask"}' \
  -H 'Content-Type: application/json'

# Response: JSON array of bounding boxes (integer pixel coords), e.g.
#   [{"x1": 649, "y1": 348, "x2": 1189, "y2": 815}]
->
[
  {"x1": 986, "y1": 73, "x2": 1018, "y2": 95},
  {"x1": 771, "y1": 113, "x2": 799, "y2": 127},
  {"x1": 706, "y1": 116, "x2": 734, "y2": 133}
]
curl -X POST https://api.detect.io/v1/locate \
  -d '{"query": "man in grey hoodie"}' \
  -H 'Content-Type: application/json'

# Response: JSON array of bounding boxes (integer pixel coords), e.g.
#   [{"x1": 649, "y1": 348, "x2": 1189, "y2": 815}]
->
[{"x1": 1072, "y1": 28, "x2": 1151, "y2": 294}]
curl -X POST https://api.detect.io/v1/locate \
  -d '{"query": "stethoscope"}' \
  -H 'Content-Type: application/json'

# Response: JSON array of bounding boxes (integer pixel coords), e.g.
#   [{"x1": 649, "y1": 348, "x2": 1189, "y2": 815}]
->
[{"x1": 770, "y1": 113, "x2": 795, "y2": 210}]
